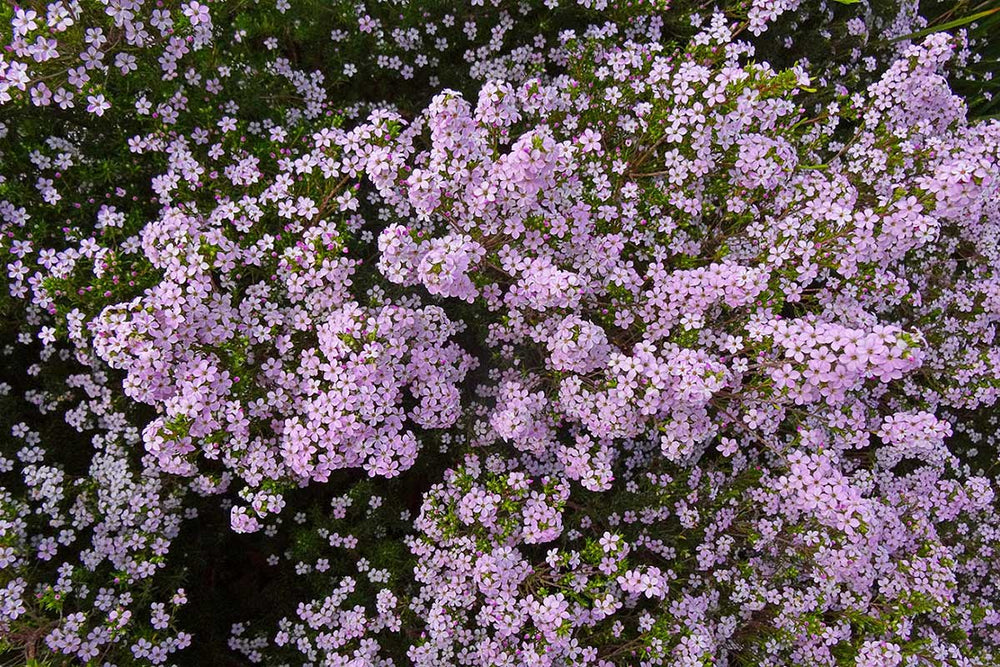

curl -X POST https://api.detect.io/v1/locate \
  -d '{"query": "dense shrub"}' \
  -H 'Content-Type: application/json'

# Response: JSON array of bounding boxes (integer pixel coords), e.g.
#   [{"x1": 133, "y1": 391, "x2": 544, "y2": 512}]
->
[{"x1": 2, "y1": 0, "x2": 999, "y2": 665}]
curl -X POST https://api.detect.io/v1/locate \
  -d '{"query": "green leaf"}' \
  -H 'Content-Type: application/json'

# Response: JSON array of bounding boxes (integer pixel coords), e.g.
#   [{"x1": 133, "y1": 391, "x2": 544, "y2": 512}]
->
[{"x1": 888, "y1": 6, "x2": 1000, "y2": 43}]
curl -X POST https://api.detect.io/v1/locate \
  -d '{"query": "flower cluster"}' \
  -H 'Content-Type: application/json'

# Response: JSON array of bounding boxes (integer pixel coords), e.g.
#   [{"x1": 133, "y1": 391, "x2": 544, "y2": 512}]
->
[{"x1": 1, "y1": 0, "x2": 1000, "y2": 664}]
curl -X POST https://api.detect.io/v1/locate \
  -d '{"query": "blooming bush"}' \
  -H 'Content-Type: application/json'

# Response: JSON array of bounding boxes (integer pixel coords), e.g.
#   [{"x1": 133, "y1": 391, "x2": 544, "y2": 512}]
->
[{"x1": 2, "y1": 0, "x2": 1000, "y2": 664}]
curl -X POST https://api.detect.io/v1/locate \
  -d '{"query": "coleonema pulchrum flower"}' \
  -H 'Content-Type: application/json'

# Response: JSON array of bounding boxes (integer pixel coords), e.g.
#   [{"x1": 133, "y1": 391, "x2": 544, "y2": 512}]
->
[{"x1": 2, "y1": 0, "x2": 1000, "y2": 664}]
